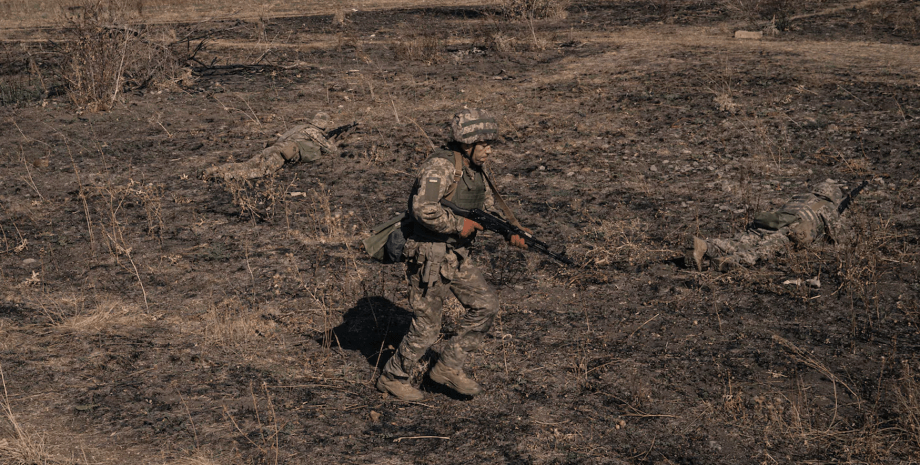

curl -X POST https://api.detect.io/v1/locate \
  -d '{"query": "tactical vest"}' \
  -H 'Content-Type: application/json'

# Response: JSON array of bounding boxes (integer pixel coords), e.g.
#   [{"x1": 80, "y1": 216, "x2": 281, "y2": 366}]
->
[
  {"x1": 433, "y1": 149, "x2": 487, "y2": 210},
  {"x1": 778, "y1": 193, "x2": 834, "y2": 242},
  {"x1": 408, "y1": 149, "x2": 487, "y2": 245}
]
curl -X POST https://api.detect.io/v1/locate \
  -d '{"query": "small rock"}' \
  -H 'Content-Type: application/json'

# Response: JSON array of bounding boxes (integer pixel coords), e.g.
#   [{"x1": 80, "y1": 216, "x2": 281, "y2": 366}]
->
[
  {"x1": 735, "y1": 30, "x2": 763, "y2": 39},
  {"x1": 22, "y1": 258, "x2": 37, "y2": 266}
]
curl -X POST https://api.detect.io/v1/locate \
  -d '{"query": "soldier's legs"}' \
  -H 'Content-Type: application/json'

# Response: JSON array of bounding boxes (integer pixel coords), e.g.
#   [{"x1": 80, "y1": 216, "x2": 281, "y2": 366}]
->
[
  {"x1": 202, "y1": 147, "x2": 286, "y2": 181},
  {"x1": 438, "y1": 260, "x2": 499, "y2": 370},
  {"x1": 708, "y1": 229, "x2": 790, "y2": 268},
  {"x1": 382, "y1": 260, "x2": 448, "y2": 379}
]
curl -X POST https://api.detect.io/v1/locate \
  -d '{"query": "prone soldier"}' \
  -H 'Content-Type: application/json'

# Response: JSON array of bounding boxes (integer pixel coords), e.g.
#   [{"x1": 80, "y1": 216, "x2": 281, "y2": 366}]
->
[
  {"x1": 686, "y1": 180, "x2": 859, "y2": 271},
  {"x1": 201, "y1": 112, "x2": 345, "y2": 181}
]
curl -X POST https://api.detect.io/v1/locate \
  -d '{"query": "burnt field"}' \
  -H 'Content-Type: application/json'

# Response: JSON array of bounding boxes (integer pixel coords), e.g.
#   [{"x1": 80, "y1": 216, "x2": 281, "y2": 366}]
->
[{"x1": 1, "y1": 0, "x2": 919, "y2": 463}]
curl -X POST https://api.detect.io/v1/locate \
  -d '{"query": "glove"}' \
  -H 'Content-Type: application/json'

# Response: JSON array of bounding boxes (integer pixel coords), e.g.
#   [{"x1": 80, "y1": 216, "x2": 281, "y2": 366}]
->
[
  {"x1": 509, "y1": 234, "x2": 528, "y2": 249},
  {"x1": 460, "y1": 218, "x2": 483, "y2": 238}
]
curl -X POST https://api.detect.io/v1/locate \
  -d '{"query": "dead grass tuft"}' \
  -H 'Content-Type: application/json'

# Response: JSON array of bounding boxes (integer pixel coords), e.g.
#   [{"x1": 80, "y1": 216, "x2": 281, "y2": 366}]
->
[
  {"x1": 201, "y1": 297, "x2": 279, "y2": 350},
  {"x1": 499, "y1": 0, "x2": 569, "y2": 20},
  {"x1": 218, "y1": 174, "x2": 292, "y2": 222},
  {"x1": 391, "y1": 33, "x2": 446, "y2": 64},
  {"x1": 57, "y1": 297, "x2": 138, "y2": 333},
  {"x1": 895, "y1": 362, "x2": 920, "y2": 451},
  {"x1": 0, "y1": 365, "x2": 73, "y2": 465}
]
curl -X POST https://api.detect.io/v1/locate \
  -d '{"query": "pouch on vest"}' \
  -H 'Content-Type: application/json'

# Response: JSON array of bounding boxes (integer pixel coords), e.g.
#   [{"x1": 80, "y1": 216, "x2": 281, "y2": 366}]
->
[
  {"x1": 295, "y1": 140, "x2": 322, "y2": 163},
  {"x1": 752, "y1": 211, "x2": 798, "y2": 230},
  {"x1": 363, "y1": 213, "x2": 410, "y2": 263}
]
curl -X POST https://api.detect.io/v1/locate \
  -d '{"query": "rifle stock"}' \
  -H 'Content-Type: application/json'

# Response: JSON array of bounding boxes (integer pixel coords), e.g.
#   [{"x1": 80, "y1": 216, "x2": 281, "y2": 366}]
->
[{"x1": 440, "y1": 199, "x2": 574, "y2": 265}]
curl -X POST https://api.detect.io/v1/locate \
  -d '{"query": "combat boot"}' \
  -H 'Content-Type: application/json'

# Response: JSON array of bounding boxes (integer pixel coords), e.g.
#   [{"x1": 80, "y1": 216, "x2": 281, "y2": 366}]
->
[
  {"x1": 685, "y1": 236, "x2": 708, "y2": 271},
  {"x1": 712, "y1": 256, "x2": 739, "y2": 272},
  {"x1": 429, "y1": 362, "x2": 482, "y2": 396},
  {"x1": 376, "y1": 374, "x2": 425, "y2": 401}
]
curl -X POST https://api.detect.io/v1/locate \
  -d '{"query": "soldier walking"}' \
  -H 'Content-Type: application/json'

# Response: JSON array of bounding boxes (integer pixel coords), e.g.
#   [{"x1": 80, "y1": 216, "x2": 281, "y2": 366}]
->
[{"x1": 376, "y1": 109, "x2": 529, "y2": 401}]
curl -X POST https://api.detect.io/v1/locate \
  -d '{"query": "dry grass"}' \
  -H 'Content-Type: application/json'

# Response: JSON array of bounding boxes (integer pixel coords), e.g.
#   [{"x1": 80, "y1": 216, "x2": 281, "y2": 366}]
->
[
  {"x1": 0, "y1": 0, "x2": 494, "y2": 29},
  {"x1": 199, "y1": 297, "x2": 279, "y2": 350},
  {"x1": 57, "y1": 297, "x2": 139, "y2": 332},
  {"x1": 0, "y1": 365, "x2": 73, "y2": 465},
  {"x1": 499, "y1": 0, "x2": 570, "y2": 19}
]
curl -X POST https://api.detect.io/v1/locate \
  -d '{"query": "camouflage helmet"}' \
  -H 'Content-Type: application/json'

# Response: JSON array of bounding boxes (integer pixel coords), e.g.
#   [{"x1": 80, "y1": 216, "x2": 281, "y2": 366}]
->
[
  {"x1": 311, "y1": 111, "x2": 333, "y2": 131},
  {"x1": 451, "y1": 108, "x2": 498, "y2": 144},
  {"x1": 812, "y1": 180, "x2": 845, "y2": 204}
]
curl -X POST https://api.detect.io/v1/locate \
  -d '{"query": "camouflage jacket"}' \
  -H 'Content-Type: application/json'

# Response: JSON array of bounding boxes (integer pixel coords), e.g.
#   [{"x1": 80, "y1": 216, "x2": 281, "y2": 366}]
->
[
  {"x1": 275, "y1": 123, "x2": 339, "y2": 159},
  {"x1": 408, "y1": 152, "x2": 497, "y2": 242},
  {"x1": 777, "y1": 192, "x2": 841, "y2": 244}
]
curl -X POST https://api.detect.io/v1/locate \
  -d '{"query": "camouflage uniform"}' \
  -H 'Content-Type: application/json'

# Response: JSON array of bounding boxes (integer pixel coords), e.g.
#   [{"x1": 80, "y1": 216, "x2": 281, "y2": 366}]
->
[
  {"x1": 201, "y1": 112, "x2": 339, "y2": 181},
  {"x1": 689, "y1": 180, "x2": 849, "y2": 271},
  {"x1": 380, "y1": 109, "x2": 508, "y2": 397}
]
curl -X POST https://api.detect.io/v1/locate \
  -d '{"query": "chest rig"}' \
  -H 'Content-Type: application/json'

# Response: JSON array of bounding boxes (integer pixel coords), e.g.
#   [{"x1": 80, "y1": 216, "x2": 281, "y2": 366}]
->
[
  {"x1": 436, "y1": 150, "x2": 487, "y2": 210},
  {"x1": 778, "y1": 193, "x2": 835, "y2": 242}
]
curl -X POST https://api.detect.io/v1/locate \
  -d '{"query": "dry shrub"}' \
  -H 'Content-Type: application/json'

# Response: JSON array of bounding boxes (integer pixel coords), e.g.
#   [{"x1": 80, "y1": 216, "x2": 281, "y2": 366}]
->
[
  {"x1": 55, "y1": 0, "x2": 185, "y2": 111},
  {"x1": 218, "y1": 175, "x2": 290, "y2": 222},
  {"x1": 499, "y1": 0, "x2": 570, "y2": 19},
  {"x1": 300, "y1": 184, "x2": 356, "y2": 244},
  {"x1": 391, "y1": 33, "x2": 445, "y2": 64}
]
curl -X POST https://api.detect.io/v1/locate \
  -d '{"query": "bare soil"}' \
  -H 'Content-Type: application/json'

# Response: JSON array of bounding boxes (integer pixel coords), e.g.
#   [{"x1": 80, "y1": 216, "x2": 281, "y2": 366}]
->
[{"x1": 1, "y1": 1, "x2": 919, "y2": 464}]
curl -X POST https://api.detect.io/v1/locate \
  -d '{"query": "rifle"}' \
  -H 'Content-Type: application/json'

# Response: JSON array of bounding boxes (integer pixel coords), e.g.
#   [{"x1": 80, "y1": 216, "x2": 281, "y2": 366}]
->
[
  {"x1": 440, "y1": 199, "x2": 574, "y2": 265},
  {"x1": 325, "y1": 121, "x2": 358, "y2": 141},
  {"x1": 837, "y1": 179, "x2": 869, "y2": 215}
]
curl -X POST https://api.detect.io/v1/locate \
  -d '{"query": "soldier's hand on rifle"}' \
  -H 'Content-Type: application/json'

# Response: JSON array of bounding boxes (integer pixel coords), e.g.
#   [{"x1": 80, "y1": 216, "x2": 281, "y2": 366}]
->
[
  {"x1": 509, "y1": 234, "x2": 528, "y2": 249},
  {"x1": 509, "y1": 226, "x2": 532, "y2": 249},
  {"x1": 460, "y1": 219, "x2": 484, "y2": 238}
]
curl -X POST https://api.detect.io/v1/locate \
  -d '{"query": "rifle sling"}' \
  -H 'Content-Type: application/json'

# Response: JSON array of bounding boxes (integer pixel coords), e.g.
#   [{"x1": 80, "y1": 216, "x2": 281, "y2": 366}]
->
[{"x1": 445, "y1": 151, "x2": 522, "y2": 229}]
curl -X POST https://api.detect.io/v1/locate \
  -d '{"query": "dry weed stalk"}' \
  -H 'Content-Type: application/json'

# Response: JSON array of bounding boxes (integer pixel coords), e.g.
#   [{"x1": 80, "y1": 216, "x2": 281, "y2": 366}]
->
[
  {"x1": 223, "y1": 382, "x2": 281, "y2": 464},
  {"x1": 772, "y1": 334, "x2": 859, "y2": 401},
  {"x1": 895, "y1": 362, "x2": 920, "y2": 451},
  {"x1": 96, "y1": 181, "x2": 150, "y2": 311},
  {"x1": 0, "y1": 364, "x2": 65, "y2": 465}
]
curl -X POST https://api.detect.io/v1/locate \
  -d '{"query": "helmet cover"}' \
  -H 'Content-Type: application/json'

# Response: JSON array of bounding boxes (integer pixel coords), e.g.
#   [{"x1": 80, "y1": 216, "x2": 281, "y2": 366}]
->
[
  {"x1": 451, "y1": 108, "x2": 498, "y2": 144},
  {"x1": 812, "y1": 180, "x2": 845, "y2": 204}
]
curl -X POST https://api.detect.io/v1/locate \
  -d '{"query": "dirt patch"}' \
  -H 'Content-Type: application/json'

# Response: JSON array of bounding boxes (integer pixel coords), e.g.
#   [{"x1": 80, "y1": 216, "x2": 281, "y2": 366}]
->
[{"x1": 1, "y1": 0, "x2": 919, "y2": 463}]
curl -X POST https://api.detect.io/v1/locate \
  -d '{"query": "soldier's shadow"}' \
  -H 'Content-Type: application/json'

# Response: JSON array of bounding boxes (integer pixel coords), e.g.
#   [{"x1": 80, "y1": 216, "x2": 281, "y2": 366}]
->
[
  {"x1": 329, "y1": 296, "x2": 413, "y2": 369},
  {"x1": 329, "y1": 297, "x2": 472, "y2": 400}
]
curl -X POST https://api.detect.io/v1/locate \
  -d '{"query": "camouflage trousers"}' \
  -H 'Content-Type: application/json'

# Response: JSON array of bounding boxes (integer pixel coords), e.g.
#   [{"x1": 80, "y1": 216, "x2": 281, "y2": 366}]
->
[
  {"x1": 706, "y1": 227, "x2": 791, "y2": 266},
  {"x1": 202, "y1": 139, "x2": 321, "y2": 181},
  {"x1": 382, "y1": 243, "x2": 499, "y2": 379}
]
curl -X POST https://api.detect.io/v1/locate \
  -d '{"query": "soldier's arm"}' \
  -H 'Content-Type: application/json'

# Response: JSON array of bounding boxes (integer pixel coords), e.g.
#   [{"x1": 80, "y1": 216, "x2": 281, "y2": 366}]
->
[{"x1": 410, "y1": 158, "x2": 465, "y2": 234}]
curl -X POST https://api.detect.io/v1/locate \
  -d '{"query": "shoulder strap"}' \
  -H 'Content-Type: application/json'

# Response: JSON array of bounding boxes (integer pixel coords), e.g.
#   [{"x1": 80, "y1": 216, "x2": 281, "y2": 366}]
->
[
  {"x1": 442, "y1": 151, "x2": 522, "y2": 228},
  {"x1": 483, "y1": 167, "x2": 523, "y2": 228},
  {"x1": 443, "y1": 151, "x2": 464, "y2": 202}
]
